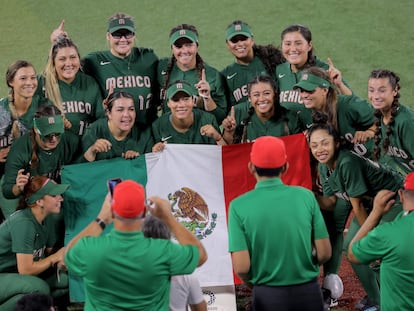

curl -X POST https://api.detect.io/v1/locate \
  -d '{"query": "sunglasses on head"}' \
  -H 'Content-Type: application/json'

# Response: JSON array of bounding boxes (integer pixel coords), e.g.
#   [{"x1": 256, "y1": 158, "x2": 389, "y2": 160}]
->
[
  {"x1": 230, "y1": 35, "x2": 249, "y2": 44},
  {"x1": 42, "y1": 132, "x2": 61, "y2": 142},
  {"x1": 111, "y1": 31, "x2": 134, "y2": 39}
]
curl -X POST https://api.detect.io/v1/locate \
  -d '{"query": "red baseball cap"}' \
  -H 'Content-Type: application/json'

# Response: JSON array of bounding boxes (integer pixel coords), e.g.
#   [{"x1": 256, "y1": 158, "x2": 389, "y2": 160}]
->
[
  {"x1": 404, "y1": 172, "x2": 414, "y2": 190},
  {"x1": 250, "y1": 136, "x2": 287, "y2": 168},
  {"x1": 112, "y1": 180, "x2": 146, "y2": 218}
]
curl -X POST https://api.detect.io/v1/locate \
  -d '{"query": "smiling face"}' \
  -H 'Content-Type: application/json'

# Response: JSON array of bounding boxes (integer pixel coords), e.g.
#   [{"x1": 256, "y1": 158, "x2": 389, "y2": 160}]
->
[
  {"x1": 168, "y1": 91, "x2": 194, "y2": 120},
  {"x1": 107, "y1": 30, "x2": 135, "y2": 58},
  {"x1": 298, "y1": 87, "x2": 328, "y2": 110},
  {"x1": 54, "y1": 46, "x2": 80, "y2": 83},
  {"x1": 368, "y1": 77, "x2": 398, "y2": 112},
  {"x1": 172, "y1": 38, "x2": 198, "y2": 70},
  {"x1": 9, "y1": 66, "x2": 37, "y2": 100},
  {"x1": 309, "y1": 128, "x2": 337, "y2": 166},
  {"x1": 107, "y1": 97, "x2": 136, "y2": 132},
  {"x1": 249, "y1": 81, "x2": 275, "y2": 118},
  {"x1": 281, "y1": 31, "x2": 312, "y2": 69},
  {"x1": 226, "y1": 35, "x2": 254, "y2": 64}
]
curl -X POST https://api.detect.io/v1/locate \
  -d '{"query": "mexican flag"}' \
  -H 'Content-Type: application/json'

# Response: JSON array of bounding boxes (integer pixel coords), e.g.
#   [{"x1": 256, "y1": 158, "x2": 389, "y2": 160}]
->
[{"x1": 62, "y1": 133, "x2": 311, "y2": 307}]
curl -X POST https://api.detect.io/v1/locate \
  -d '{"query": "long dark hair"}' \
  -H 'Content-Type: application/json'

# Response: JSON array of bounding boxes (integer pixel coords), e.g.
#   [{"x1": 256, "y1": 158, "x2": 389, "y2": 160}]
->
[
  {"x1": 370, "y1": 69, "x2": 401, "y2": 160},
  {"x1": 233, "y1": 74, "x2": 289, "y2": 143},
  {"x1": 281, "y1": 24, "x2": 316, "y2": 69},
  {"x1": 227, "y1": 20, "x2": 284, "y2": 77}
]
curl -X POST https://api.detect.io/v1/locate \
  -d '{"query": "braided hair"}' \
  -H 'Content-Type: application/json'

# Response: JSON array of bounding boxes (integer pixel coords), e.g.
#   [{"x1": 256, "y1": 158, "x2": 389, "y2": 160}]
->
[{"x1": 370, "y1": 69, "x2": 401, "y2": 160}]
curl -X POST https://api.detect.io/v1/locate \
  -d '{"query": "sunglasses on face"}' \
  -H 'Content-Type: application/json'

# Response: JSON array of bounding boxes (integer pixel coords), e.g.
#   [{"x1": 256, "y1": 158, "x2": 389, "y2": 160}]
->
[
  {"x1": 42, "y1": 133, "x2": 61, "y2": 142},
  {"x1": 230, "y1": 35, "x2": 249, "y2": 44},
  {"x1": 111, "y1": 31, "x2": 135, "y2": 39}
]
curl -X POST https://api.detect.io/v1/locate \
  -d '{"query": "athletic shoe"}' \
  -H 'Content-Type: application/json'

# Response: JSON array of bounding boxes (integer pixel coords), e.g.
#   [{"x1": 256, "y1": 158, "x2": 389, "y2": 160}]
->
[
  {"x1": 322, "y1": 287, "x2": 338, "y2": 310},
  {"x1": 355, "y1": 295, "x2": 380, "y2": 310}
]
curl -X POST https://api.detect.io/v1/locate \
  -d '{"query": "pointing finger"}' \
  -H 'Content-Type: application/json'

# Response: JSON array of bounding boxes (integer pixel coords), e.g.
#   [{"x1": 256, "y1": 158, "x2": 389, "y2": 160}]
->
[
  {"x1": 201, "y1": 68, "x2": 206, "y2": 81},
  {"x1": 58, "y1": 20, "x2": 65, "y2": 31},
  {"x1": 327, "y1": 57, "x2": 334, "y2": 69}
]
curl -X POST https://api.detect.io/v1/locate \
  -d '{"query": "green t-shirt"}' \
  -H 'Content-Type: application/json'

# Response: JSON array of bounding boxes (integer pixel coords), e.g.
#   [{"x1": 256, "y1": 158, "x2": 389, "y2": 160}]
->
[
  {"x1": 81, "y1": 118, "x2": 154, "y2": 161},
  {"x1": 0, "y1": 208, "x2": 54, "y2": 273},
  {"x1": 65, "y1": 229, "x2": 199, "y2": 311},
  {"x1": 82, "y1": 47, "x2": 159, "y2": 127},
  {"x1": 221, "y1": 56, "x2": 267, "y2": 107},
  {"x1": 37, "y1": 72, "x2": 105, "y2": 136},
  {"x1": 228, "y1": 178, "x2": 328, "y2": 286},
  {"x1": 231, "y1": 101, "x2": 302, "y2": 142},
  {"x1": 157, "y1": 58, "x2": 228, "y2": 124},
  {"x1": 2, "y1": 131, "x2": 80, "y2": 199},
  {"x1": 151, "y1": 109, "x2": 219, "y2": 145},
  {"x1": 352, "y1": 212, "x2": 414, "y2": 311},
  {"x1": 375, "y1": 104, "x2": 414, "y2": 174}
]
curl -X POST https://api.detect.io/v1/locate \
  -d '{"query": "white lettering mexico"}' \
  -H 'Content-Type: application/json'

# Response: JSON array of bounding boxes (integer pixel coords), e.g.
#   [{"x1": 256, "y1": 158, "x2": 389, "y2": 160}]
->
[{"x1": 105, "y1": 75, "x2": 151, "y2": 89}]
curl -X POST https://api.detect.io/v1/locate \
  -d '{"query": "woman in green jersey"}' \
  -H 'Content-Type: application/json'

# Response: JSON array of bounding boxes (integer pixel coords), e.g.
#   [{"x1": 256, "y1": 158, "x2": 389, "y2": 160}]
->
[
  {"x1": 0, "y1": 61, "x2": 49, "y2": 177},
  {"x1": 308, "y1": 116, "x2": 404, "y2": 310},
  {"x1": 39, "y1": 36, "x2": 105, "y2": 136},
  {"x1": 368, "y1": 69, "x2": 414, "y2": 175},
  {"x1": 81, "y1": 91, "x2": 153, "y2": 162},
  {"x1": 0, "y1": 176, "x2": 69, "y2": 311},
  {"x1": 276, "y1": 24, "x2": 351, "y2": 129},
  {"x1": 222, "y1": 20, "x2": 283, "y2": 107},
  {"x1": 222, "y1": 74, "x2": 301, "y2": 144},
  {"x1": 152, "y1": 80, "x2": 224, "y2": 152},
  {"x1": 158, "y1": 24, "x2": 227, "y2": 124},
  {"x1": 50, "y1": 13, "x2": 160, "y2": 128}
]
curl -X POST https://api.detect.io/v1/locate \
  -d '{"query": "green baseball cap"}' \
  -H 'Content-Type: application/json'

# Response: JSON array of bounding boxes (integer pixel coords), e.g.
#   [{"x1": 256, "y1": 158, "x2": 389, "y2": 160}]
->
[
  {"x1": 33, "y1": 115, "x2": 64, "y2": 138},
  {"x1": 169, "y1": 29, "x2": 199, "y2": 46},
  {"x1": 26, "y1": 178, "x2": 69, "y2": 205},
  {"x1": 226, "y1": 23, "x2": 253, "y2": 41},
  {"x1": 108, "y1": 17, "x2": 135, "y2": 33},
  {"x1": 293, "y1": 73, "x2": 332, "y2": 91},
  {"x1": 166, "y1": 81, "x2": 195, "y2": 99}
]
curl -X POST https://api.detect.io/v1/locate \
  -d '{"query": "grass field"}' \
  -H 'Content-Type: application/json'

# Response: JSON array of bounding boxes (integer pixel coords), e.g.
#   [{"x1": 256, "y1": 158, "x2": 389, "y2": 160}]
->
[{"x1": 1, "y1": 0, "x2": 414, "y2": 107}]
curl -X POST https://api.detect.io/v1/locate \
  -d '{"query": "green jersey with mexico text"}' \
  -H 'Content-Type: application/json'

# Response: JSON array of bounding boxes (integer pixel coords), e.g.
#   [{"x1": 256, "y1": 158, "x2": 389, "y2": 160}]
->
[
  {"x1": 37, "y1": 72, "x2": 105, "y2": 136},
  {"x1": 376, "y1": 104, "x2": 414, "y2": 174},
  {"x1": 221, "y1": 56, "x2": 267, "y2": 107},
  {"x1": 82, "y1": 47, "x2": 159, "y2": 128}
]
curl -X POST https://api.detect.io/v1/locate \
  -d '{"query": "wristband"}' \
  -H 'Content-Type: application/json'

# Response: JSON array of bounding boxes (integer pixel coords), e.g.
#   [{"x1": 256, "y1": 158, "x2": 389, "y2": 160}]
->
[{"x1": 95, "y1": 217, "x2": 106, "y2": 230}]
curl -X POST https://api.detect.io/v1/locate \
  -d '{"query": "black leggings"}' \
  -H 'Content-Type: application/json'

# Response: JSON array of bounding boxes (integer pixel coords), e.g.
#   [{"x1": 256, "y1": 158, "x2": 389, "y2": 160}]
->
[{"x1": 252, "y1": 278, "x2": 324, "y2": 311}]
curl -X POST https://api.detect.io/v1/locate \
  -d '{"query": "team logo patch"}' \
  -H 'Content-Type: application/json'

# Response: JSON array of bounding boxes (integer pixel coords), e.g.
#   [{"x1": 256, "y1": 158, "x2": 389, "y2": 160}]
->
[
  {"x1": 48, "y1": 117, "x2": 55, "y2": 124},
  {"x1": 302, "y1": 73, "x2": 308, "y2": 80},
  {"x1": 118, "y1": 18, "x2": 125, "y2": 25},
  {"x1": 176, "y1": 83, "x2": 183, "y2": 89},
  {"x1": 168, "y1": 187, "x2": 217, "y2": 239},
  {"x1": 179, "y1": 29, "x2": 186, "y2": 35},
  {"x1": 235, "y1": 24, "x2": 242, "y2": 31}
]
